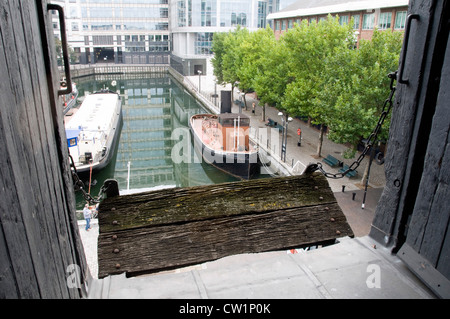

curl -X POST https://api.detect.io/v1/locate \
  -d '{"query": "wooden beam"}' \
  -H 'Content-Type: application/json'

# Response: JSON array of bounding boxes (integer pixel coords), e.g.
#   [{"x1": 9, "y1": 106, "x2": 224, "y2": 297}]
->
[{"x1": 98, "y1": 173, "x2": 353, "y2": 278}]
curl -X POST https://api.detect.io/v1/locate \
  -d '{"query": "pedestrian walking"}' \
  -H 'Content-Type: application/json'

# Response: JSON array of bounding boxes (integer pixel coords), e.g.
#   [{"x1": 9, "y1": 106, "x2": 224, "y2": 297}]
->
[{"x1": 83, "y1": 204, "x2": 92, "y2": 231}]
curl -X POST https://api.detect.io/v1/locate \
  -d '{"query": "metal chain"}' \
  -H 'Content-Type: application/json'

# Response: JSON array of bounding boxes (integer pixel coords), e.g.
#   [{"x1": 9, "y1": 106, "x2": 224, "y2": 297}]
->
[
  {"x1": 69, "y1": 154, "x2": 106, "y2": 204},
  {"x1": 310, "y1": 71, "x2": 398, "y2": 179}
]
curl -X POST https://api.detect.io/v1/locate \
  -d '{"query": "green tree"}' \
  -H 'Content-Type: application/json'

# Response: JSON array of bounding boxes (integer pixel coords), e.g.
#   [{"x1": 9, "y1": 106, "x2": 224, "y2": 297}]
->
[
  {"x1": 282, "y1": 16, "x2": 355, "y2": 157},
  {"x1": 211, "y1": 32, "x2": 228, "y2": 85},
  {"x1": 54, "y1": 37, "x2": 77, "y2": 65},
  {"x1": 325, "y1": 30, "x2": 403, "y2": 154},
  {"x1": 252, "y1": 28, "x2": 291, "y2": 118},
  {"x1": 212, "y1": 18, "x2": 403, "y2": 172},
  {"x1": 211, "y1": 26, "x2": 250, "y2": 102},
  {"x1": 323, "y1": 29, "x2": 403, "y2": 183},
  {"x1": 236, "y1": 27, "x2": 276, "y2": 114}
]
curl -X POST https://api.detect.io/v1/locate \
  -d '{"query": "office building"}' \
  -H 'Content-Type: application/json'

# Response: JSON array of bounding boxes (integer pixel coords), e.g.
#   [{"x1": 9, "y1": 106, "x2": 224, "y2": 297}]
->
[
  {"x1": 52, "y1": 0, "x2": 285, "y2": 70},
  {"x1": 170, "y1": 0, "x2": 281, "y2": 75},
  {"x1": 52, "y1": 0, "x2": 170, "y2": 65}
]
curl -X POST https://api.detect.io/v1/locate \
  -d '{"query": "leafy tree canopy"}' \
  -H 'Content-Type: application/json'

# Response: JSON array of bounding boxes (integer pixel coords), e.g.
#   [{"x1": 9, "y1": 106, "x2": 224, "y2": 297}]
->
[{"x1": 210, "y1": 17, "x2": 403, "y2": 157}]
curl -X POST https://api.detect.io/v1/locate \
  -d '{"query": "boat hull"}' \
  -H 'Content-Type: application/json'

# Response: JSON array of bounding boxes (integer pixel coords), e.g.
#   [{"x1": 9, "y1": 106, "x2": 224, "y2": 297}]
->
[{"x1": 189, "y1": 115, "x2": 259, "y2": 180}]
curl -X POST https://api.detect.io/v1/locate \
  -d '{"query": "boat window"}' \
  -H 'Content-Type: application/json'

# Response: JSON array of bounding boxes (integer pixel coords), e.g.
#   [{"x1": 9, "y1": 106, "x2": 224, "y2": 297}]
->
[
  {"x1": 68, "y1": 137, "x2": 77, "y2": 147},
  {"x1": 240, "y1": 118, "x2": 250, "y2": 126},
  {"x1": 219, "y1": 116, "x2": 250, "y2": 127},
  {"x1": 220, "y1": 118, "x2": 234, "y2": 127}
]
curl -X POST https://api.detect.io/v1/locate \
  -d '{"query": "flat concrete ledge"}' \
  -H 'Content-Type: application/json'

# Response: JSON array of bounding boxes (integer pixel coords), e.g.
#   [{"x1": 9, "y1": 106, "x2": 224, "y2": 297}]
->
[{"x1": 88, "y1": 236, "x2": 436, "y2": 299}]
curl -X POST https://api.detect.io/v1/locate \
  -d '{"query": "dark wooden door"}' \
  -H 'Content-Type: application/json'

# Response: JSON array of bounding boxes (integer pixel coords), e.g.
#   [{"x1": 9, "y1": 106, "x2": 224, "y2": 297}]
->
[
  {"x1": 397, "y1": 2, "x2": 450, "y2": 296},
  {"x1": 0, "y1": 0, "x2": 88, "y2": 298},
  {"x1": 370, "y1": 0, "x2": 450, "y2": 298}
]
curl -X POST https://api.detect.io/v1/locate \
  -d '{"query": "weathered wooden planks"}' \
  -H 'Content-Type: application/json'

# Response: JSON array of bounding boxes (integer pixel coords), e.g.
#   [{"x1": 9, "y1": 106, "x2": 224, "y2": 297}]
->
[
  {"x1": 370, "y1": 0, "x2": 450, "y2": 297},
  {"x1": 98, "y1": 173, "x2": 353, "y2": 278},
  {"x1": 0, "y1": 0, "x2": 87, "y2": 298}
]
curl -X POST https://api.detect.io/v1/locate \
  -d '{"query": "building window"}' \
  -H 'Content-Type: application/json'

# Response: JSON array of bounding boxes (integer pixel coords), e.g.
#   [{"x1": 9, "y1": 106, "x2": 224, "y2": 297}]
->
[
  {"x1": 288, "y1": 19, "x2": 293, "y2": 29},
  {"x1": 195, "y1": 32, "x2": 214, "y2": 55},
  {"x1": 275, "y1": 20, "x2": 280, "y2": 30},
  {"x1": 93, "y1": 35, "x2": 113, "y2": 46},
  {"x1": 395, "y1": 11, "x2": 407, "y2": 29},
  {"x1": 188, "y1": 0, "x2": 192, "y2": 26},
  {"x1": 160, "y1": 8, "x2": 168, "y2": 18},
  {"x1": 378, "y1": 12, "x2": 392, "y2": 29},
  {"x1": 71, "y1": 22, "x2": 79, "y2": 31},
  {"x1": 281, "y1": 20, "x2": 286, "y2": 30},
  {"x1": 339, "y1": 15, "x2": 349, "y2": 25},
  {"x1": 362, "y1": 13, "x2": 374, "y2": 30},
  {"x1": 91, "y1": 23, "x2": 113, "y2": 31},
  {"x1": 352, "y1": 14, "x2": 360, "y2": 29},
  {"x1": 231, "y1": 13, "x2": 246, "y2": 27},
  {"x1": 258, "y1": 1, "x2": 267, "y2": 28},
  {"x1": 220, "y1": 1, "x2": 250, "y2": 27},
  {"x1": 201, "y1": 0, "x2": 216, "y2": 27},
  {"x1": 177, "y1": 0, "x2": 186, "y2": 27}
]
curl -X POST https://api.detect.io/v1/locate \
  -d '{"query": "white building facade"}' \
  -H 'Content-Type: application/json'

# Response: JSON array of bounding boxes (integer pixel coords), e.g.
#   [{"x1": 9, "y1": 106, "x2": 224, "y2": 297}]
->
[
  {"x1": 52, "y1": 0, "x2": 170, "y2": 65},
  {"x1": 52, "y1": 0, "x2": 284, "y2": 70},
  {"x1": 170, "y1": 0, "x2": 280, "y2": 75}
]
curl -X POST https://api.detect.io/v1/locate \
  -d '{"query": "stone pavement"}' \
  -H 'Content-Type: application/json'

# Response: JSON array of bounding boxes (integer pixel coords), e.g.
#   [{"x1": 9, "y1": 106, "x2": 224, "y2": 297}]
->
[{"x1": 86, "y1": 235, "x2": 436, "y2": 299}]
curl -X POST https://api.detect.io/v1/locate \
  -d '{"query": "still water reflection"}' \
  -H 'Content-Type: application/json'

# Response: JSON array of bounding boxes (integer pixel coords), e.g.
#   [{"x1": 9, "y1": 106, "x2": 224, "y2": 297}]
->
[{"x1": 72, "y1": 73, "x2": 239, "y2": 209}]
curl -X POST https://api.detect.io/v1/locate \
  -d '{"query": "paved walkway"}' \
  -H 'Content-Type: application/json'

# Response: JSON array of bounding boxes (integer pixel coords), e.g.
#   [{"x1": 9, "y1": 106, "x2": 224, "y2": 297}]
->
[{"x1": 86, "y1": 235, "x2": 435, "y2": 299}]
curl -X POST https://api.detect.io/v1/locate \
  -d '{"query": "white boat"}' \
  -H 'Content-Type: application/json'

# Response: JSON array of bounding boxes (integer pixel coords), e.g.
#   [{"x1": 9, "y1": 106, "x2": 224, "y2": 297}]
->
[{"x1": 65, "y1": 89, "x2": 122, "y2": 173}]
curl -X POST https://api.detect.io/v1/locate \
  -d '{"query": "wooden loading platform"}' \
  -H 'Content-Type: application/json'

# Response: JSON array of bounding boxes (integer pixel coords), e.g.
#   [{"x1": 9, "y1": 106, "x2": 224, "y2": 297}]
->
[{"x1": 97, "y1": 173, "x2": 354, "y2": 278}]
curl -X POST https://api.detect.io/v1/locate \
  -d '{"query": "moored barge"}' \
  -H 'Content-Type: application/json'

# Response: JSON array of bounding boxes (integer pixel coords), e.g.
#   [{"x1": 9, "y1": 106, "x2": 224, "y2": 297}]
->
[{"x1": 189, "y1": 113, "x2": 259, "y2": 179}]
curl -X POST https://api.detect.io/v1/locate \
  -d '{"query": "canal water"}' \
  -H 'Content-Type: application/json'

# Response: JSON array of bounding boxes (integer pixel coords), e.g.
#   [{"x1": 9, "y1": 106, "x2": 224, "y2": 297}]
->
[{"x1": 72, "y1": 73, "x2": 243, "y2": 210}]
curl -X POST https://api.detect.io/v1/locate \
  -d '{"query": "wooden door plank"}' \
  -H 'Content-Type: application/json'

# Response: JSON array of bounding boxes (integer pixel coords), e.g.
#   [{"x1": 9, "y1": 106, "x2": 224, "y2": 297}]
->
[{"x1": 98, "y1": 174, "x2": 353, "y2": 278}]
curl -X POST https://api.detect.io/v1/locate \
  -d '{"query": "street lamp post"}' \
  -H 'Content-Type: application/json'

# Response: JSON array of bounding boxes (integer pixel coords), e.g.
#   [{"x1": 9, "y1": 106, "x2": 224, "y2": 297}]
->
[
  {"x1": 278, "y1": 112, "x2": 293, "y2": 162},
  {"x1": 214, "y1": 80, "x2": 217, "y2": 106}
]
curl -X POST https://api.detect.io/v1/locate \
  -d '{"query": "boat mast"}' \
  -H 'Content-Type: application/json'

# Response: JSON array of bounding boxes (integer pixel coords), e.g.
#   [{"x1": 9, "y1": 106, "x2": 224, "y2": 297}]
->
[
  {"x1": 237, "y1": 116, "x2": 240, "y2": 151},
  {"x1": 233, "y1": 118, "x2": 236, "y2": 150}
]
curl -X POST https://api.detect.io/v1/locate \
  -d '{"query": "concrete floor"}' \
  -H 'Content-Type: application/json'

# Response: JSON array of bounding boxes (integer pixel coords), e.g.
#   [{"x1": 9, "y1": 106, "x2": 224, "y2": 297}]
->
[{"x1": 87, "y1": 236, "x2": 436, "y2": 299}]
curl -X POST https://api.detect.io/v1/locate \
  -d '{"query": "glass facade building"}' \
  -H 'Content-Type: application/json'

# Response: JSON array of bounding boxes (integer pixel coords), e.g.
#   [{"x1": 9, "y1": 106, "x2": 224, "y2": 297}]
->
[
  {"x1": 52, "y1": 0, "x2": 170, "y2": 64},
  {"x1": 170, "y1": 0, "x2": 280, "y2": 75},
  {"x1": 52, "y1": 0, "x2": 282, "y2": 68}
]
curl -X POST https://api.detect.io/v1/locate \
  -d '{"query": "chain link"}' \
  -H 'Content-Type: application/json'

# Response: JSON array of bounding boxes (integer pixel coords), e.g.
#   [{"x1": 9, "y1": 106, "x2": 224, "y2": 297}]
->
[
  {"x1": 69, "y1": 154, "x2": 106, "y2": 204},
  {"x1": 312, "y1": 71, "x2": 397, "y2": 179}
]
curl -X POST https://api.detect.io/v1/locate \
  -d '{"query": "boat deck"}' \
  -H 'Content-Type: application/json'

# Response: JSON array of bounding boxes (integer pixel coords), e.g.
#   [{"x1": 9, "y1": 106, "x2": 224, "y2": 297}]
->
[{"x1": 191, "y1": 114, "x2": 257, "y2": 154}]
